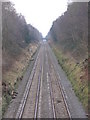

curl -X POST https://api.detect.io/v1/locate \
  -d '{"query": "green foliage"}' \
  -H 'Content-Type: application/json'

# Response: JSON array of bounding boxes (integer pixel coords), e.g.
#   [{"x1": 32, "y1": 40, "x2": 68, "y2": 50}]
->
[
  {"x1": 23, "y1": 25, "x2": 31, "y2": 43},
  {"x1": 52, "y1": 45, "x2": 88, "y2": 112},
  {"x1": 48, "y1": 2, "x2": 88, "y2": 61},
  {"x1": 2, "y1": 89, "x2": 12, "y2": 116}
]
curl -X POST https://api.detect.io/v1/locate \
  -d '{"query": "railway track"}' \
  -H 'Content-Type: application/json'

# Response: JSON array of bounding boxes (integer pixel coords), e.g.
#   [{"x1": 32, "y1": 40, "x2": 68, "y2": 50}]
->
[
  {"x1": 15, "y1": 43, "x2": 72, "y2": 119},
  {"x1": 46, "y1": 48, "x2": 72, "y2": 119},
  {"x1": 34, "y1": 65, "x2": 42, "y2": 118},
  {"x1": 15, "y1": 46, "x2": 43, "y2": 118}
]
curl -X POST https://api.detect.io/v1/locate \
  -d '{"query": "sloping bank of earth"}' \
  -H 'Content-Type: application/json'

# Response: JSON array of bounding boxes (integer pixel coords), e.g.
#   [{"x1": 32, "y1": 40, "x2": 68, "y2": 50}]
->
[
  {"x1": 3, "y1": 43, "x2": 40, "y2": 117},
  {"x1": 50, "y1": 43, "x2": 88, "y2": 115}
]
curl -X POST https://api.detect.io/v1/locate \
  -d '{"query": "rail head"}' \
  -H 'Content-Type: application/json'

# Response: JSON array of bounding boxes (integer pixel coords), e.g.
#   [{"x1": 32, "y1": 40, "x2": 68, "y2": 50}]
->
[
  {"x1": 15, "y1": 51, "x2": 40, "y2": 119},
  {"x1": 47, "y1": 50, "x2": 72, "y2": 119}
]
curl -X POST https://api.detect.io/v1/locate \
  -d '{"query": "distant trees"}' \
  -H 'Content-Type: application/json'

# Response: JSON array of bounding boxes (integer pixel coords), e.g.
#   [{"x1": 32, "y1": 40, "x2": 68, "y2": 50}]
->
[
  {"x1": 47, "y1": 2, "x2": 88, "y2": 61},
  {"x1": 28, "y1": 24, "x2": 42, "y2": 42},
  {"x1": 2, "y1": 2, "x2": 42, "y2": 72}
]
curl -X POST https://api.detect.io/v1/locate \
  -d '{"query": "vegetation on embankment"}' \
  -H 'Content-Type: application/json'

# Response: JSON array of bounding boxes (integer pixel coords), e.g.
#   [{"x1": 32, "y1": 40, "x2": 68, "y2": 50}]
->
[
  {"x1": 47, "y1": 2, "x2": 88, "y2": 61},
  {"x1": 2, "y1": 44, "x2": 38, "y2": 116},
  {"x1": 47, "y1": 2, "x2": 88, "y2": 113},
  {"x1": 2, "y1": 2, "x2": 42, "y2": 116},
  {"x1": 50, "y1": 43, "x2": 88, "y2": 113}
]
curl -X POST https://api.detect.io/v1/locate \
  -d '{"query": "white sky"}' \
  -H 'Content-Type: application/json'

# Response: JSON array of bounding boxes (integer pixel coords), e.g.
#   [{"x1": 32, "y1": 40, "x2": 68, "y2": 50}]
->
[{"x1": 10, "y1": 0, "x2": 68, "y2": 37}]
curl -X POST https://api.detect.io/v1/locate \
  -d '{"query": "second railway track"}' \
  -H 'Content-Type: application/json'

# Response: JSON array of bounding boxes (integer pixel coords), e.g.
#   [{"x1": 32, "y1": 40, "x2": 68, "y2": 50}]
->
[{"x1": 46, "y1": 44, "x2": 72, "y2": 119}]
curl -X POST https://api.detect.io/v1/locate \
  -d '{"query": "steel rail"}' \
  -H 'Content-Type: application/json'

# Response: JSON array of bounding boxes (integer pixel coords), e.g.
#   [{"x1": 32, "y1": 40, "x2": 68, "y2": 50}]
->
[
  {"x1": 46, "y1": 51, "x2": 56, "y2": 119},
  {"x1": 34, "y1": 46, "x2": 44, "y2": 119},
  {"x1": 15, "y1": 50, "x2": 40, "y2": 119},
  {"x1": 47, "y1": 49, "x2": 72, "y2": 119},
  {"x1": 47, "y1": 73, "x2": 56, "y2": 119},
  {"x1": 34, "y1": 65, "x2": 42, "y2": 119}
]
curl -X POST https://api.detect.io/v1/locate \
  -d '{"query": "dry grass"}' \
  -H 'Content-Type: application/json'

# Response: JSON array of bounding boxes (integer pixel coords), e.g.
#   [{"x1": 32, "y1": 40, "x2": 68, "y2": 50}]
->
[
  {"x1": 3, "y1": 43, "x2": 37, "y2": 86},
  {"x1": 51, "y1": 43, "x2": 88, "y2": 113},
  {"x1": 2, "y1": 43, "x2": 38, "y2": 116}
]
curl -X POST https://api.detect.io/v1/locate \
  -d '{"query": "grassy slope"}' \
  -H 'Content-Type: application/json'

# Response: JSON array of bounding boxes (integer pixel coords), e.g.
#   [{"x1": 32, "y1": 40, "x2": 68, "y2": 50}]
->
[
  {"x1": 50, "y1": 43, "x2": 88, "y2": 113},
  {"x1": 2, "y1": 43, "x2": 38, "y2": 116}
]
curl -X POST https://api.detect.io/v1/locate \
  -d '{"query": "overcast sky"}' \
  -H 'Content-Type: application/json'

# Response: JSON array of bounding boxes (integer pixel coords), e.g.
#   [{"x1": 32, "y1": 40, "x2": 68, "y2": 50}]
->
[{"x1": 9, "y1": 0, "x2": 68, "y2": 37}]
